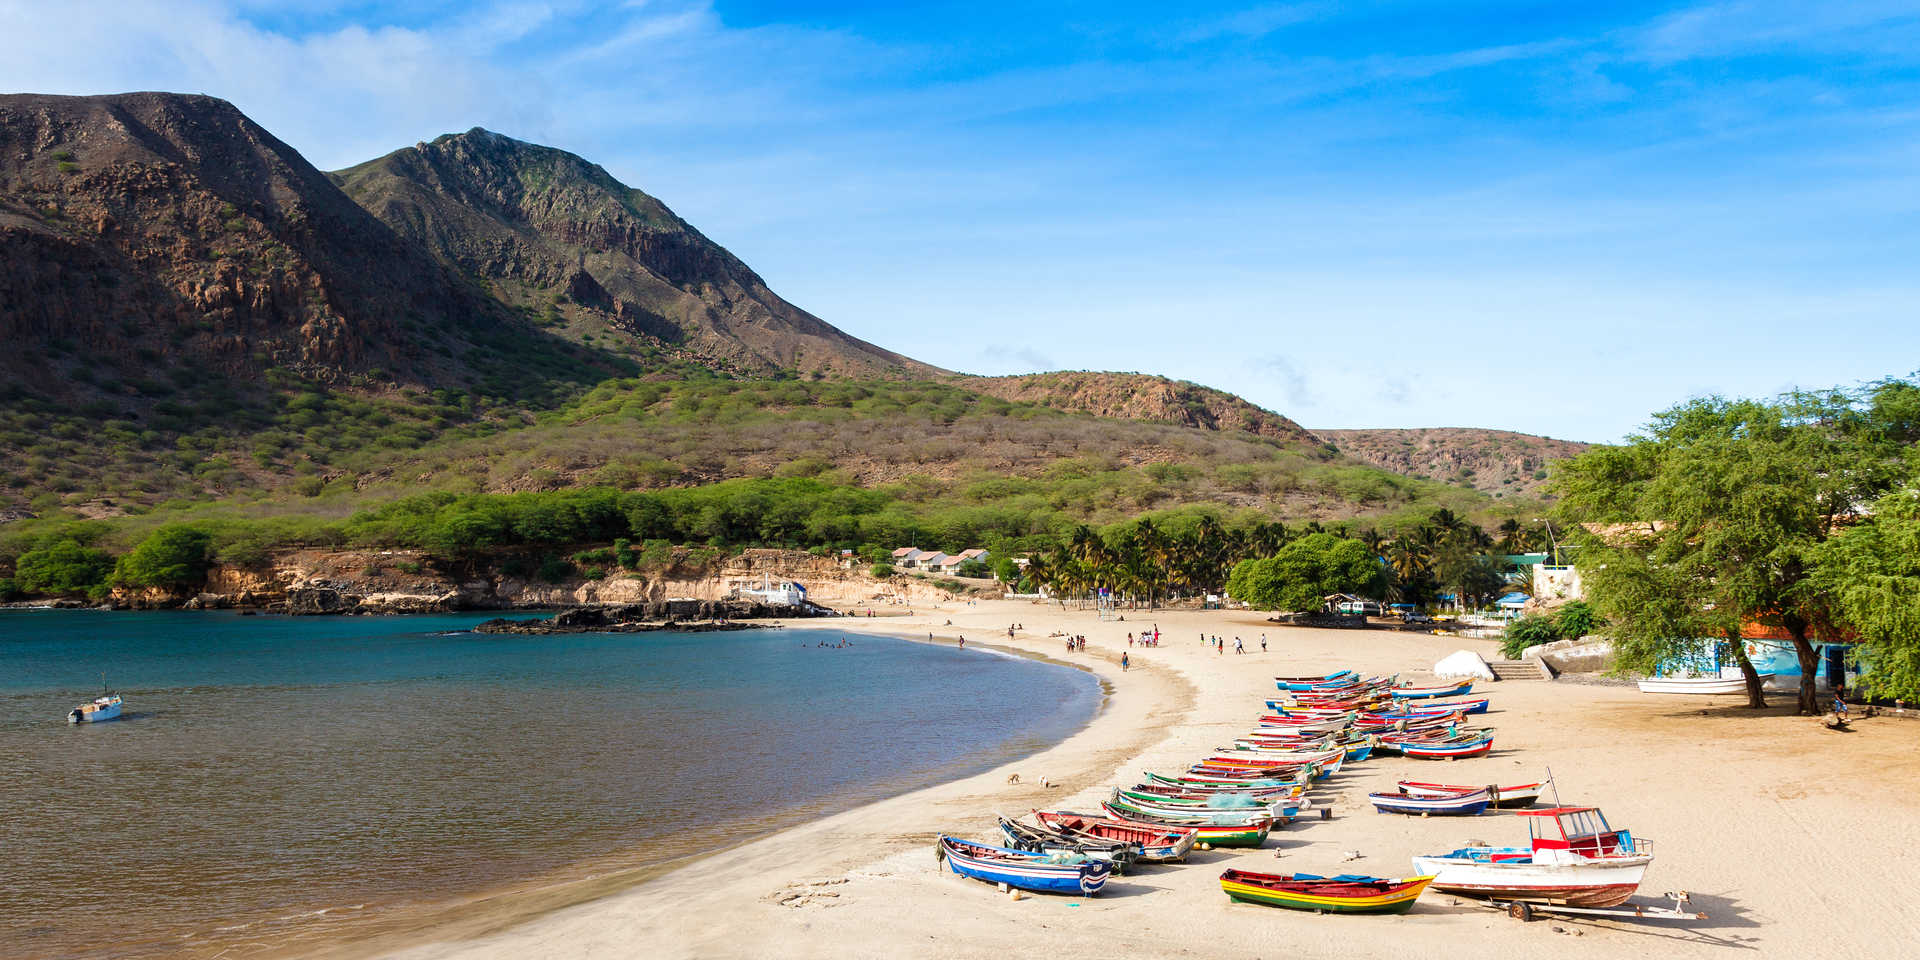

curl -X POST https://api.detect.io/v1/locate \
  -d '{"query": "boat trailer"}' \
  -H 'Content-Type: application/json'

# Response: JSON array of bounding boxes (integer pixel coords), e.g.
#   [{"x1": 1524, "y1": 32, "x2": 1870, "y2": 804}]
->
[{"x1": 1482, "y1": 890, "x2": 1707, "y2": 923}]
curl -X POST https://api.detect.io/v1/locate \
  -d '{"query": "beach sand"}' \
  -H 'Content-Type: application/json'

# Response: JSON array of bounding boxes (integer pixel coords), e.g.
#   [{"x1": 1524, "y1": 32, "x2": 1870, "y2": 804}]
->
[{"x1": 334, "y1": 600, "x2": 1917, "y2": 960}]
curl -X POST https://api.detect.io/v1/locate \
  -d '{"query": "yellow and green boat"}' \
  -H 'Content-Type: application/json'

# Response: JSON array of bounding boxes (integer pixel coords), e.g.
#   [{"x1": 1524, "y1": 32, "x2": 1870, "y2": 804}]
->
[{"x1": 1219, "y1": 869, "x2": 1435, "y2": 914}]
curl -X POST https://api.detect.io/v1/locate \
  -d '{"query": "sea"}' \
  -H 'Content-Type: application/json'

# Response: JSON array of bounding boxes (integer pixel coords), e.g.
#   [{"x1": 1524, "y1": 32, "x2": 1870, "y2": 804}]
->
[{"x1": 0, "y1": 610, "x2": 1101, "y2": 959}]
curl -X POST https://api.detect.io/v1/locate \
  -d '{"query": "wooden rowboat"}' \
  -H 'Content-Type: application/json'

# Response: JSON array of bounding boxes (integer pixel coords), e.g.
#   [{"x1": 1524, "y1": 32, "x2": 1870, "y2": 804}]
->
[
  {"x1": 998, "y1": 816, "x2": 1139, "y2": 872},
  {"x1": 1220, "y1": 869, "x2": 1435, "y2": 914},
  {"x1": 936, "y1": 836, "x2": 1112, "y2": 896},
  {"x1": 1401, "y1": 735, "x2": 1494, "y2": 760},
  {"x1": 1368, "y1": 787, "x2": 1491, "y2": 816},
  {"x1": 1098, "y1": 802, "x2": 1274, "y2": 847},
  {"x1": 1032, "y1": 811, "x2": 1198, "y2": 863},
  {"x1": 1398, "y1": 779, "x2": 1547, "y2": 808},
  {"x1": 1388, "y1": 680, "x2": 1474, "y2": 699}
]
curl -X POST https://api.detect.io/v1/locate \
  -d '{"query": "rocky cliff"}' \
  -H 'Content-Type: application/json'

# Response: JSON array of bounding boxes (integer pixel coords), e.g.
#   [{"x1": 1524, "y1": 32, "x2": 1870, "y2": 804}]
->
[
  {"x1": 1313, "y1": 427, "x2": 1591, "y2": 496},
  {"x1": 0, "y1": 93, "x2": 611, "y2": 406},
  {"x1": 115, "y1": 547, "x2": 965, "y2": 614},
  {"x1": 956, "y1": 372, "x2": 1326, "y2": 450},
  {"x1": 331, "y1": 129, "x2": 937, "y2": 379}
]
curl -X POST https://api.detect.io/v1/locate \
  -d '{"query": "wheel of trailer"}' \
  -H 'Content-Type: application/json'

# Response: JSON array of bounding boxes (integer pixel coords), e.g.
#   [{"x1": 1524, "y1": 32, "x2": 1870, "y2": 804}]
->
[{"x1": 1508, "y1": 902, "x2": 1535, "y2": 922}]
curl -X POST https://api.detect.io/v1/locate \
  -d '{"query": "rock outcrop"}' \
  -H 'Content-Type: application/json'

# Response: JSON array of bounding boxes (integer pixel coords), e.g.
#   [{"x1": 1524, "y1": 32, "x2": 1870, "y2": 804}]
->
[
  {"x1": 956, "y1": 372, "x2": 1325, "y2": 449},
  {"x1": 1313, "y1": 427, "x2": 1592, "y2": 496}
]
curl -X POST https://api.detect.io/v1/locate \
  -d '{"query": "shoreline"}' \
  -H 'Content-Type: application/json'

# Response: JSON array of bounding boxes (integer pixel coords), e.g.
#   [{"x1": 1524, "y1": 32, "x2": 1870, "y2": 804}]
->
[
  {"x1": 341, "y1": 597, "x2": 1920, "y2": 960},
  {"x1": 171, "y1": 618, "x2": 1115, "y2": 960}
]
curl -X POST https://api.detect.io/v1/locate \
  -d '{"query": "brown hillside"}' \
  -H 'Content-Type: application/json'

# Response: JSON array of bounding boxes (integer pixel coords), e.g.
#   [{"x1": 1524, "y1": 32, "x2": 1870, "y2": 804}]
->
[
  {"x1": 1314, "y1": 427, "x2": 1591, "y2": 496},
  {"x1": 956, "y1": 373, "x2": 1327, "y2": 451},
  {"x1": 0, "y1": 93, "x2": 609, "y2": 401},
  {"x1": 331, "y1": 129, "x2": 938, "y2": 379}
]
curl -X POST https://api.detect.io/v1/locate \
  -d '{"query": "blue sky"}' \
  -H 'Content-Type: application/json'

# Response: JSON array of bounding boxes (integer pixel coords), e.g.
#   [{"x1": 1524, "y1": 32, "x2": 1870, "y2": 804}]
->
[{"x1": 5, "y1": 1, "x2": 1919, "y2": 441}]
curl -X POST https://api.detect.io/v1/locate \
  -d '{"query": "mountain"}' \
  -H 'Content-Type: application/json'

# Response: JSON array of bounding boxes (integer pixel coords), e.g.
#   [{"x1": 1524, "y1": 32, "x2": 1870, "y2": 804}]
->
[
  {"x1": 330, "y1": 128, "x2": 936, "y2": 379},
  {"x1": 0, "y1": 93, "x2": 616, "y2": 402},
  {"x1": 1313, "y1": 427, "x2": 1592, "y2": 496},
  {"x1": 956, "y1": 373, "x2": 1326, "y2": 450}
]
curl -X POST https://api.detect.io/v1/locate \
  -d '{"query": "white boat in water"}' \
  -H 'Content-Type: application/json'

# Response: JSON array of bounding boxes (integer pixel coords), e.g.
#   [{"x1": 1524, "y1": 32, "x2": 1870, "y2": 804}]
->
[
  {"x1": 1637, "y1": 671, "x2": 1769, "y2": 695},
  {"x1": 68, "y1": 693, "x2": 123, "y2": 723},
  {"x1": 1411, "y1": 806, "x2": 1653, "y2": 908}
]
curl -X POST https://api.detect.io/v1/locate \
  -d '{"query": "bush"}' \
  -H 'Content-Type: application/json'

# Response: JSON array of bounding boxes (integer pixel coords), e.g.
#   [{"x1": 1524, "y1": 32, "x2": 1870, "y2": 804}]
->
[
  {"x1": 0, "y1": 577, "x2": 18, "y2": 600},
  {"x1": 1501, "y1": 614, "x2": 1560, "y2": 659},
  {"x1": 955, "y1": 558, "x2": 990, "y2": 578},
  {"x1": 537, "y1": 555, "x2": 574, "y2": 583},
  {"x1": 870, "y1": 562, "x2": 895, "y2": 579},
  {"x1": 1554, "y1": 600, "x2": 1598, "y2": 639},
  {"x1": 15, "y1": 539, "x2": 116, "y2": 596},
  {"x1": 114, "y1": 526, "x2": 213, "y2": 588}
]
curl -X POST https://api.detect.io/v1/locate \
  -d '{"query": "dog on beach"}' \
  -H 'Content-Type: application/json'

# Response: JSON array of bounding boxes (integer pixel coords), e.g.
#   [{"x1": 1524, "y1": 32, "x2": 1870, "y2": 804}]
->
[{"x1": 1007, "y1": 773, "x2": 1021, "y2": 784}]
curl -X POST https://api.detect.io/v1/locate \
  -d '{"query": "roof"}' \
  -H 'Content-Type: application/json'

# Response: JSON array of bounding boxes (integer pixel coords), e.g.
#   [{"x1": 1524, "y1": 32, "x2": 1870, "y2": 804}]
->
[
  {"x1": 891, "y1": 547, "x2": 920, "y2": 557},
  {"x1": 1516, "y1": 806, "x2": 1597, "y2": 817}
]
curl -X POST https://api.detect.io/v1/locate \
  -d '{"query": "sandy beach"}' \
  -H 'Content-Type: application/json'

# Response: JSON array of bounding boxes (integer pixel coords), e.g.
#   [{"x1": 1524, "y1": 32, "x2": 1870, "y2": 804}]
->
[{"x1": 332, "y1": 599, "x2": 1920, "y2": 960}]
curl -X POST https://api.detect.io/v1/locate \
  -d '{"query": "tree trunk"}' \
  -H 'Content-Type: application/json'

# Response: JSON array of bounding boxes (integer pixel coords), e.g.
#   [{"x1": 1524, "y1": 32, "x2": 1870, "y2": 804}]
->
[
  {"x1": 1788, "y1": 625, "x2": 1822, "y2": 716},
  {"x1": 1729, "y1": 633, "x2": 1767, "y2": 709}
]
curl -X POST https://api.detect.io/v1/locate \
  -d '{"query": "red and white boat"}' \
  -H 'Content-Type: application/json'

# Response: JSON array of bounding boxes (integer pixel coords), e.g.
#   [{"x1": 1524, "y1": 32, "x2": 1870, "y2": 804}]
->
[{"x1": 1411, "y1": 806, "x2": 1653, "y2": 908}]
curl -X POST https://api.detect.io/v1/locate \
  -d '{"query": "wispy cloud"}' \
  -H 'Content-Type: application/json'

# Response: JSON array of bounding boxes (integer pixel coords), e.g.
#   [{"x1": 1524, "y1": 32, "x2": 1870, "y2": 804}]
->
[
  {"x1": 1179, "y1": 3, "x2": 1331, "y2": 43},
  {"x1": 978, "y1": 344, "x2": 1059, "y2": 374}
]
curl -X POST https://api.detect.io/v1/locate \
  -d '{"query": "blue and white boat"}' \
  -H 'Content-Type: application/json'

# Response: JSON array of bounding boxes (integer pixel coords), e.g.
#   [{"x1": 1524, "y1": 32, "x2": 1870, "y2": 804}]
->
[
  {"x1": 937, "y1": 836, "x2": 1112, "y2": 896},
  {"x1": 1368, "y1": 787, "x2": 1491, "y2": 816},
  {"x1": 68, "y1": 693, "x2": 122, "y2": 723}
]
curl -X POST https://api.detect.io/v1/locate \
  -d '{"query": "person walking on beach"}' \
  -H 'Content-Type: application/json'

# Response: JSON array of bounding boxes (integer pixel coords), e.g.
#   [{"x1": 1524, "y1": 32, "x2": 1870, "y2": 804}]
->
[
  {"x1": 958, "y1": 636, "x2": 965, "y2": 649},
  {"x1": 1260, "y1": 635, "x2": 1268, "y2": 653},
  {"x1": 1121, "y1": 651, "x2": 1130, "y2": 672},
  {"x1": 1234, "y1": 637, "x2": 1243, "y2": 654}
]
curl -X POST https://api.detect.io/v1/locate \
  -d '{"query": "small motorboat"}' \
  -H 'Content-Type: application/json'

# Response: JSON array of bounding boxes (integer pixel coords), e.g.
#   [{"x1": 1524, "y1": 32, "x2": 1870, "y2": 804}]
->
[
  {"x1": 936, "y1": 836, "x2": 1112, "y2": 896},
  {"x1": 68, "y1": 693, "x2": 123, "y2": 724},
  {"x1": 1412, "y1": 806, "x2": 1653, "y2": 908},
  {"x1": 1219, "y1": 869, "x2": 1435, "y2": 913}
]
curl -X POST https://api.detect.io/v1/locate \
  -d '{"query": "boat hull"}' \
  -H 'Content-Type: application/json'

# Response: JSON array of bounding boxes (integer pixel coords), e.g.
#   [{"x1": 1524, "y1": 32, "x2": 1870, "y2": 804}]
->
[
  {"x1": 1100, "y1": 804, "x2": 1271, "y2": 847},
  {"x1": 938, "y1": 837, "x2": 1111, "y2": 895},
  {"x1": 1637, "y1": 674, "x2": 1770, "y2": 695},
  {"x1": 1411, "y1": 852, "x2": 1650, "y2": 908},
  {"x1": 1220, "y1": 871, "x2": 1434, "y2": 914},
  {"x1": 1368, "y1": 789, "x2": 1490, "y2": 816},
  {"x1": 67, "y1": 696, "x2": 122, "y2": 723}
]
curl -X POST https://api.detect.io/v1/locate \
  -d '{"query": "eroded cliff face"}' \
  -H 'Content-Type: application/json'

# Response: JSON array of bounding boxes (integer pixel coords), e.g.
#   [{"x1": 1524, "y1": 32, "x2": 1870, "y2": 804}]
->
[
  {"x1": 116, "y1": 547, "x2": 969, "y2": 614},
  {"x1": 1312, "y1": 427, "x2": 1592, "y2": 495}
]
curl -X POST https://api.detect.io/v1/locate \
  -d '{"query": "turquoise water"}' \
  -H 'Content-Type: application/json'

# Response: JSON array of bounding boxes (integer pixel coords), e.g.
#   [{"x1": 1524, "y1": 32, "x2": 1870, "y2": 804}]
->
[{"x1": 0, "y1": 611, "x2": 1099, "y2": 959}]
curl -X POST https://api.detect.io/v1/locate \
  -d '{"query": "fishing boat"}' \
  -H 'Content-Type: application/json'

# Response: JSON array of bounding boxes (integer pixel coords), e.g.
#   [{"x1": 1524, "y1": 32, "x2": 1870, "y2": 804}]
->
[
  {"x1": 1411, "y1": 806, "x2": 1653, "y2": 908},
  {"x1": 67, "y1": 679, "x2": 123, "y2": 724},
  {"x1": 1098, "y1": 802, "x2": 1273, "y2": 847},
  {"x1": 1143, "y1": 771, "x2": 1307, "y2": 791},
  {"x1": 1031, "y1": 811, "x2": 1198, "y2": 863},
  {"x1": 1636, "y1": 673, "x2": 1770, "y2": 695},
  {"x1": 1401, "y1": 734, "x2": 1494, "y2": 760},
  {"x1": 1399, "y1": 779, "x2": 1547, "y2": 809},
  {"x1": 1425, "y1": 697, "x2": 1491, "y2": 715},
  {"x1": 1109, "y1": 789, "x2": 1308, "y2": 822},
  {"x1": 936, "y1": 836, "x2": 1112, "y2": 896},
  {"x1": 1219, "y1": 869, "x2": 1435, "y2": 914},
  {"x1": 999, "y1": 817, "x2": 1139, "y2": 872},
  {"x1": 1273, "y1": 669, "x2": 1354, "y2": 690},
  {"x1": 1368, "y1": 787, "x2": 1490, "y2": 816},
  {"x1": 1128, "y1": 780, "x2": 1303, "y2": 801},
  {"x1": 1389, "y1": 680, "x2": 1474, "y2": 699}
]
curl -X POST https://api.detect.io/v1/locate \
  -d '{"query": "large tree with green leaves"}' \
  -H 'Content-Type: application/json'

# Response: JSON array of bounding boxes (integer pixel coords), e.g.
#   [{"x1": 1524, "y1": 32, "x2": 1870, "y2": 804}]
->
[
  {"x1": 1557, "y1": 386, "x2": 1911, "y2": 713},
  {"x1": 1227, "y1": 533, "x2": 1385, "y2": 613}
]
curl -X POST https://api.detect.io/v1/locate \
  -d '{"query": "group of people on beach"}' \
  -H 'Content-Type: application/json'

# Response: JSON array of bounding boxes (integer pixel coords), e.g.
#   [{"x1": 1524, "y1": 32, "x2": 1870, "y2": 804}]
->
[
  {"x1": 1125, "y1": 627, "x2": 1162, "y2": 648},
  {"x1": 1201, "y1": 634, "x2": 1268, "y2": 654}
]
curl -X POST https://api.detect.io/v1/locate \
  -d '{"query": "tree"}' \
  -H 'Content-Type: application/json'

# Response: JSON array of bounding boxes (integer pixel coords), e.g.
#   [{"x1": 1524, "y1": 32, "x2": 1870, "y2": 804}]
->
[
  {"x1": 114, "y1": 526, "x2": 214, "y2": 589},
  {"x1": 1227, "y1": 533, "x2": 1384, "y2": 612},
  {"x1": 1556, "y1": 392, "x2": 1899, "y2": 713},
  {"x1": 15, "y1": 539, "x2": 115, "y2": 596},
  {"x1": 1813, "y1": 479, "x2": 1920, "y2": 700},
  {"x1": 870, "y1": 562, "x2": 896, "y2": 579},
  {"x1": 991, "y1": 556, "x2": 1020, "y2": 583}
]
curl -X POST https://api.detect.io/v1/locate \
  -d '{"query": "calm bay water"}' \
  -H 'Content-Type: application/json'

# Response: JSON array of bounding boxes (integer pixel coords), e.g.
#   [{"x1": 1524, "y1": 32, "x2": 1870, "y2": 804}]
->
[{"x1": 0, "y1": 611, "x2": 1099, "y2": 959}]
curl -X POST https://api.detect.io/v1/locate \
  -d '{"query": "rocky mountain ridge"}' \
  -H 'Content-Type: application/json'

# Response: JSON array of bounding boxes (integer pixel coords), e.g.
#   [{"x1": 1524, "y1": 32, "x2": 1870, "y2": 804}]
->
[{"x1": 1314, "y1": 427, "x2": 1592, "y2": 496}]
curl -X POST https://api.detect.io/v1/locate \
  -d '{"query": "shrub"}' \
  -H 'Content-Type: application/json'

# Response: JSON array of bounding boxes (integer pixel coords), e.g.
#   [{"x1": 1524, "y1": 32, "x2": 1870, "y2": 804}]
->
[
  {"x1": 870, "y1": 562, "x2": 895, "y2": 579},
  {"x1": 15, "y1": 539, "x2": 115, "y2": 596},
  {"x1": 1554, "y1": 600, "x2": 1599, "y2": 639},
  {"x1": 1501, "y1": 614, "x2": 1560, "y2": 659},
  {"x1": 536, "y1": 555, "x2": 574, "y2": 583},
  {"x1": 115, "y1": 526, "x2": 213, "y2": 589},
  {"x1": 0, "y1": 577, "x2": 19, "y2": 600}
]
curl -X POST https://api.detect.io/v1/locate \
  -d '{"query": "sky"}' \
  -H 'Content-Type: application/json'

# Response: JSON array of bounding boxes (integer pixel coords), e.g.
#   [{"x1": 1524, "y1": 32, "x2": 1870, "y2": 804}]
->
[{"x1": 4, "y1": 1, "x2": 1919, "y2": 442}]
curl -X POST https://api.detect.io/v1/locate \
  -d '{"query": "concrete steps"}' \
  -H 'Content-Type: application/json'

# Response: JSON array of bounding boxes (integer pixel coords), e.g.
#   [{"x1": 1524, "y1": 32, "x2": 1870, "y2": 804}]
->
[{"x1": 1486, "y1": 659, "x2": 1552, "y2": 681}]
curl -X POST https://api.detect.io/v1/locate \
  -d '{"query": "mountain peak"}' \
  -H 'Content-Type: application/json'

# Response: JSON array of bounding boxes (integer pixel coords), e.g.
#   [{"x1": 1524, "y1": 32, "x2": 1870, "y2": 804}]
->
[{"x1": 332, "y1": 130, "x2": 936, "y2": 379}]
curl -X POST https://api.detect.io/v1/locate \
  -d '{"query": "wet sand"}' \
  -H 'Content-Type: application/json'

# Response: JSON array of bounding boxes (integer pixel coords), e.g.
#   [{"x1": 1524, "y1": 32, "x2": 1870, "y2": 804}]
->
[{"x1": 323, "y1": 600, "x2": 1919, "y2": 959}]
